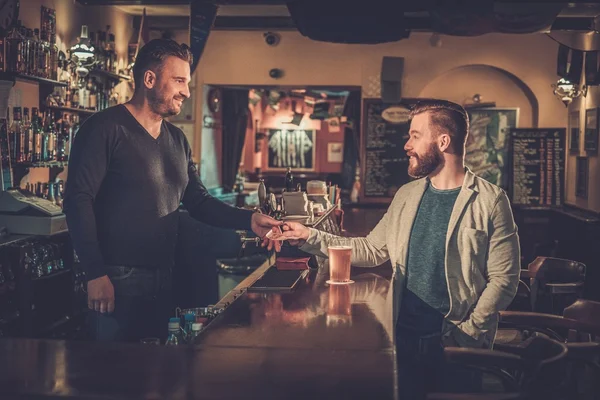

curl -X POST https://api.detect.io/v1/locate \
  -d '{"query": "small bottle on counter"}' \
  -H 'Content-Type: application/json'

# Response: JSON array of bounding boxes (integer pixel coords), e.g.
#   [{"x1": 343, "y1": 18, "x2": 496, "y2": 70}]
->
[
  {"x1": 189, "y1": 323, "x2": 203, "y2": 343},
  {"x1": 183, "y1": 314, "x2": 195, "y2": 342},
  {"x1": 165, "y1": 317, "x2": 182, "y2": 346}
]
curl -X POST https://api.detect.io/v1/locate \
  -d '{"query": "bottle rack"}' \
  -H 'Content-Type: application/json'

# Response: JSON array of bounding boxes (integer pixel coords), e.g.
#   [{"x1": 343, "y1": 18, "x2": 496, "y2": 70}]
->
[
  {"x1": 8, "y1": 66, "x2": 130, "y2": 188},
  {"x1": 45, "y1": 105, "x2": 95, "y2": 116},
  {"x1": 7, "y1": 76, "x2": 67, "y2": 188},
  {"x1": 0, "y1": 72, "x2": 67, "y2": 87}
]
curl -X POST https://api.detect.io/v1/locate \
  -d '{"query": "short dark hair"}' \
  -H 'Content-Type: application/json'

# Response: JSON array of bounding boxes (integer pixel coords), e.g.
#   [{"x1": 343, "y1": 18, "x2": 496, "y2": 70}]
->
[
  {"x1": 133, "y1": 39, "x2": 193, "y2": 91},
  {"x1": 410, "y1": 99, "x2": 469, "y2": 156}
]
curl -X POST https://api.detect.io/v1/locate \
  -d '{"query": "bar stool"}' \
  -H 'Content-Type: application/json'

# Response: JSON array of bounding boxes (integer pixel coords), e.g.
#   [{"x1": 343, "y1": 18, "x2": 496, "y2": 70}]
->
[
  {"x1": 498, "y1": 305, "x2": 600, "y2": 400},
  {"x1": 525, "y1": 257, "x2": 586, "y2": 315},
  {"x1": 427, "y1": 336, "x2": 568, "y2": 399}
]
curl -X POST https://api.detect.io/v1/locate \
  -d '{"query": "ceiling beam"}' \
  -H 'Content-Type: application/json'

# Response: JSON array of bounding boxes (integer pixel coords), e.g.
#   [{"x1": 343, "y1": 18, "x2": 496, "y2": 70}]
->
[
  {"x1": 133, "y1": 15, "x2": 297, "y2": 30},
  {"x1": 134, "y1": 15, "x2": 596, "y2": 33},
  {"x1": 77, "y1": 0, "x2": 189, "y2": 4},
  {"x1": 76, "y1": 0, "x2": 287, "y2": 5}
]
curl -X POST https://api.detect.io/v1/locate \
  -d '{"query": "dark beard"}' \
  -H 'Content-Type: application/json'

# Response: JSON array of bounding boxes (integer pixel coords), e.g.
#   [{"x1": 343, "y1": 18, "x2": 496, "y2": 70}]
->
[
  {"x1": 408, "y1": 142, "x2": 443, "y2": 178},
  {"x1": 148, "y1": 89, "x2": 179, "y2": 118}
]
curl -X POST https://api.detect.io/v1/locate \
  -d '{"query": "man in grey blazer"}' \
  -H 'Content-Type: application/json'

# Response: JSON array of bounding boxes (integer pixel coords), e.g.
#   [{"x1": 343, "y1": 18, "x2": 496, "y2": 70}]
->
[{"x1": 280, "y1": 99, "x2": 520, "y2": 395}]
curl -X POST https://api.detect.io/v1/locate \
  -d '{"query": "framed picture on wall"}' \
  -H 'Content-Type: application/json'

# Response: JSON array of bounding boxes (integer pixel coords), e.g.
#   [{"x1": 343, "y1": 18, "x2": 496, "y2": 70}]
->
[
  {"x1": 584, "y1": 108, "x2": 598, "y2": 155},
  {"x1": 267, "y1": 129, "x2": 315, "y2": 171},
  {"x1": 327, "y1": 142, "x2": 344, "y2": 163},
  {"x1": 576, "y1": 156, "x2": 588, "y2": 199},
  {"x1": 569, "y1": 111, "x2": 580, "y2": 154},
  {"x1": 465, "y1": 107, "x2": 519, "y2": 190}
]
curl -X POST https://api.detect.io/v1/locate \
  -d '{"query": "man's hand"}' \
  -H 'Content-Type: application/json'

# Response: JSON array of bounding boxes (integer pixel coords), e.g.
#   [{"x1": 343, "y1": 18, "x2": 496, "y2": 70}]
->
[
  {"x1": 87, "y1": 275, "x2": 115, "y2": 314},
  {"x1": 251, "y1": 213, "x2": 283, "y2": 252},
  {"x1": 281, "y1": 221, "x2": 310, "y2": 247}
]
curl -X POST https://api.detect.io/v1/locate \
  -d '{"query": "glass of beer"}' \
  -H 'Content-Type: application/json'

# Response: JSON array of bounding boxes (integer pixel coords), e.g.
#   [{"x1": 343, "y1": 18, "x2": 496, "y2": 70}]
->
[{"x1": 327, "y1": 245, "x2": 353, "y2": 284}]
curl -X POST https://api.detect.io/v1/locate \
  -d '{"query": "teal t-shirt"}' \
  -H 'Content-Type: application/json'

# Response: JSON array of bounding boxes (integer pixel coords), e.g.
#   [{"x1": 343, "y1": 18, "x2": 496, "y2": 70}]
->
[{"x1": 397, "y1": 182, "x2": 461, "y2": 334}]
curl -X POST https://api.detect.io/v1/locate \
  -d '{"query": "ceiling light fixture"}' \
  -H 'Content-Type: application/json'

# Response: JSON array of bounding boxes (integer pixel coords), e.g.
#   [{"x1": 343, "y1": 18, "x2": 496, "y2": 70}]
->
[{"x1": 552, "y1": 78, "x2": 586, "y2": 107}]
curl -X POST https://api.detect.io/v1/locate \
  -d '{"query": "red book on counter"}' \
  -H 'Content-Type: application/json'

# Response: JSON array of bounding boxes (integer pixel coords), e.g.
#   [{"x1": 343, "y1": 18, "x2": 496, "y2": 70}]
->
[{"x1": 275, "y1": 257, "x2": 310, "y2": 270}]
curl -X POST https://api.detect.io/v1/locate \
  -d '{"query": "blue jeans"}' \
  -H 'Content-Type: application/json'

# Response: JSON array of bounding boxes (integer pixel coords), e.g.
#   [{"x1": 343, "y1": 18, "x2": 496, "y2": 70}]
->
[{"x1": 86, "y1": 266, "x2": 173, "y2": 343}]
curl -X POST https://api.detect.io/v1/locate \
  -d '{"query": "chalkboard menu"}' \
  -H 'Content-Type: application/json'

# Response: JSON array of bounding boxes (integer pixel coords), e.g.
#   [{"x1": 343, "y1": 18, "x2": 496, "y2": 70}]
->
[
  {"x1": 362, "y1": 99, "x2": 415, "y2": 198},
  {"x1": 509, "y1": 128, "x2": 565, "y2": 207}
]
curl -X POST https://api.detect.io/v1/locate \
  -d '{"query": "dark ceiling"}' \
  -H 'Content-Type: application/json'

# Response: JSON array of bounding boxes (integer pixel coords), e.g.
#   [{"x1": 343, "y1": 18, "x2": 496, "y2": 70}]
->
[{"x1": 76, "y1": 0, "x2": 600, "y2": 43}]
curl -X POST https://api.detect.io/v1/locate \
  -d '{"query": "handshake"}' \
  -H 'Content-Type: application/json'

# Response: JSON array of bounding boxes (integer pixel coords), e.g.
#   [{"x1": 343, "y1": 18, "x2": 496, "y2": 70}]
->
[
  {"x1": 262, "y1": 221, "x2": 310, "y2": 251},
  {"x1": 250, "y1": 213, "x2": 309, "y2": 252}
]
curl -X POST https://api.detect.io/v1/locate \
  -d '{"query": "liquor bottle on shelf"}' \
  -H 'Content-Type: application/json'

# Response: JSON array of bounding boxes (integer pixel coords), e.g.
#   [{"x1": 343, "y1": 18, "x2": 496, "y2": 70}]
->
[
  {"x1": 41, "y1": 111, "x2": 48, "y2": 162},
  {"x1": 0, "y1": 117, "x2": 12, "y2": 190},
  {"x1": 22, "y1": 108, "x2": 32, "y2": 162},
  {"x1": 7, "y1": 107, "x2": 15, "y2": 163},
  {"x1": 63, "y1": 81, "x2": 72, "y2": 108},
  {"x1": 65, "y1": 114, "x2": 79, "y2": 158},
  {"x1": 79, "y1": 79, "x2": 90, "y2": 110},
  {"x1": 10, "y1": 107, "x2": 24, "y2": 163},
  {"x1": 4, "y1": 21, "x2": 27, "y2": 74},
  {"x1": 94, "y1": 30, "x2": 104, "y2": 69},
  {"x1": 108, "y1": 33, "x2": 117, "y2": 73},
  {"x1": 23, "y1": 29, "x2": 34, "y2": 76},
  {"x1": 96, "y1": 79, "x2": 106, "y2": 111},
  {"x1": 104, "y1": 26, "x2": 113, "y2": 72},
  {"x1": 87, "y1": 77, "x2": 97, "y2": 111},
  {"x1": 31, "y1": 108, "x2": 42, "y2": 163},
  {"x1": 56, "y1": 114, "x2": 67, "y2": 162},
  {"x1": 70, "y1": 78, "x2": 80, "y2": 109},
  {"x1": 33, "y1": 29, "x2": 43, "y2": 78},
  {"x1": 45, "y1": 111, "x2": 57, "y2": 161}
]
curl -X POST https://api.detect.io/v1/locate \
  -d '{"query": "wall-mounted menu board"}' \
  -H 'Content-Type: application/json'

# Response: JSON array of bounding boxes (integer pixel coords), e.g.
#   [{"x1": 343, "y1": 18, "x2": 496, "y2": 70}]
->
[
  {"x1": 509, "y1": 128, "x2": 565, "y2": 207},
  {"x1": 361, "y1": 99, "x2": 417, "y2": 199}
]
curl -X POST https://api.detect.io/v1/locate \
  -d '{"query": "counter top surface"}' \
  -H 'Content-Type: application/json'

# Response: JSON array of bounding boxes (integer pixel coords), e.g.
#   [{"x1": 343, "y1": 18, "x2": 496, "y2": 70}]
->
[{"x1": 0, "y1": 263, "x2": 397, "y2": 400}]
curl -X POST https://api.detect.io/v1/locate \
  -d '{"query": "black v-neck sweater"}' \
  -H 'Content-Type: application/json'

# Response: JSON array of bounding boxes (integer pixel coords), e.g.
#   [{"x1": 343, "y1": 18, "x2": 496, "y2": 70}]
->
[{"x1": 63, "y1": 105, "x2": 253, "y2": 281}]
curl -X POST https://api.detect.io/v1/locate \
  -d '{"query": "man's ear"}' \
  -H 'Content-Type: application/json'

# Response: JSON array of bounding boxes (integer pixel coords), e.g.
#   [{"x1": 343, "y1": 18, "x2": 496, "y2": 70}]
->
[
  {"x1": 438, "y1": 133, "x2": 451, "y2": 153},
  {"x1": 143, "y1": 70, "x2": 157, "y2": 90}
]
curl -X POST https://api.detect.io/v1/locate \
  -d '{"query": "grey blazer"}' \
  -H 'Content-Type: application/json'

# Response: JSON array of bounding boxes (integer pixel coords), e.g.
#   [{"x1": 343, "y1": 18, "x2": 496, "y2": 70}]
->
[{"x1": 301, "y1": 168, "x2": 521, "y2": 348}]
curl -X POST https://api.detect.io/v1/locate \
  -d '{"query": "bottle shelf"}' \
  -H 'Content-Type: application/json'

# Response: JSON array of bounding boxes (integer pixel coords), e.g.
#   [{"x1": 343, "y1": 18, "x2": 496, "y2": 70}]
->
[
  {"x1": 14, "y1": 161, "x2": 68, "y2": 168},
  {"x1": 46, "y1": 106, "x2": 96, "y2": 116},
  {"x1": 89, "y1": 69, "x2": 131, "y2": 82},
  {"x1": 0, "y1": 72, "x2": 67, "y2": 87}
]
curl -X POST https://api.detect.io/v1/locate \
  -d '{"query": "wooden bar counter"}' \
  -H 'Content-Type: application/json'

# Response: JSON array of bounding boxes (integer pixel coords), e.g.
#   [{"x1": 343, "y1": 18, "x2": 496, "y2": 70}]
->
[{"x1": 0, "y1": 258, "x2": 397, "y2": 399}]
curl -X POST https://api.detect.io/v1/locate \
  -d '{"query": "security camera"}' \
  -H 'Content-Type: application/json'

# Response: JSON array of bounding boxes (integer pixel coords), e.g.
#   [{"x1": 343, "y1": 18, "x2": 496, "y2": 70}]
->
[
  {"x1": 264, "y1": 32, "x2": 280, "y2": 46},
  {"x1": 269, "y1": 68, "x2": 284, "y2": 79}
]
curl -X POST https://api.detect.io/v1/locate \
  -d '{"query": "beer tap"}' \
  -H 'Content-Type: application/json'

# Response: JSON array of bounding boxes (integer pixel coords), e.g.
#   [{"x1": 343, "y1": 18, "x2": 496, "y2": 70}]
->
[{"x1": 236, "y1": 230, "x2": 261, "y2": 259}]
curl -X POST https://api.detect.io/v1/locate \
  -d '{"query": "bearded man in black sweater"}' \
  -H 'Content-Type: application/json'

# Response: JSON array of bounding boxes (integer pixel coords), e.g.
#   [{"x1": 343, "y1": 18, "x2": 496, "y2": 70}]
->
[{"x1": 64, "y1": 39, "x2": 281, "y2": 342}]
